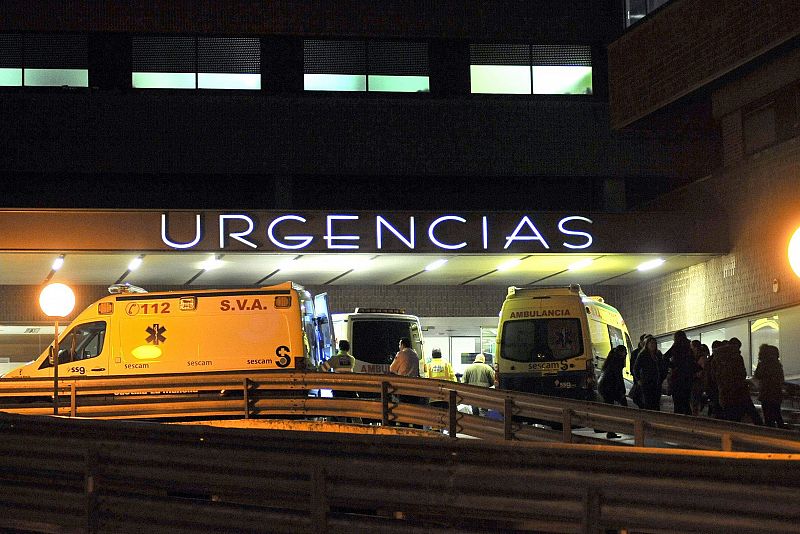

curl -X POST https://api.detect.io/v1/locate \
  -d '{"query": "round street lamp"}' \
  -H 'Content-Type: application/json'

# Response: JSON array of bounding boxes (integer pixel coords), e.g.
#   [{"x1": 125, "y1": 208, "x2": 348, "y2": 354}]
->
[
  {"x1": 789, "y1": 227, "x2": 800, "y2": 278},
  {"x1": 39, "y1": 283, "x2": 75, "y2": 415}
]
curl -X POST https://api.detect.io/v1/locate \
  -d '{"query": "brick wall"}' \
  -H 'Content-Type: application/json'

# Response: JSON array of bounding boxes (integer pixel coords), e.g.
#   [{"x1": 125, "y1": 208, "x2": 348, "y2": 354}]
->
[
  {"x1": 608, "y1": 0, "x2": 800, "y2": 128},
  {"x1": 614, "y1": 138, "x2": 800, "y2": 338},
  {"x1": 0, "y1": 283, "x2": 623, "y2": 324}
]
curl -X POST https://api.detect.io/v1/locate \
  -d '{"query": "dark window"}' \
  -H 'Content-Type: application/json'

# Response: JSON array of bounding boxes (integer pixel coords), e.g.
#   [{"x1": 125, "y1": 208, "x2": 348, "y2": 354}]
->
[
  {"x1": 351, "y1": 320, "x2": 414, "y2": 365},
  {"x1": 743, "y1": 102, "x2": 777, "y2": 154}
]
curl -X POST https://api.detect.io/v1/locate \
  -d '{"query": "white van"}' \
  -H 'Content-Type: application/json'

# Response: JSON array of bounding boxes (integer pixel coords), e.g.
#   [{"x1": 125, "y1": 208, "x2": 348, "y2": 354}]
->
[
  {"x1": 331, "y1": 308, "x2": 425, "y2": 375},
  {"x1": 3, "y1": 282, "x2": 332, "y2": 379}
]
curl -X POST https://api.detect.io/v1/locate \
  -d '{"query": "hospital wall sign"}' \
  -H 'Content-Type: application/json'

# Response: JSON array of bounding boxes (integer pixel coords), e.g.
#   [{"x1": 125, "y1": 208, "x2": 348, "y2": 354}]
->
[
  {"x1": 160, "y1": 212, "x2": 595, "y2": 253},
  {"x1": 0, "y1": 209, "x2": 729, "y2": 255}
]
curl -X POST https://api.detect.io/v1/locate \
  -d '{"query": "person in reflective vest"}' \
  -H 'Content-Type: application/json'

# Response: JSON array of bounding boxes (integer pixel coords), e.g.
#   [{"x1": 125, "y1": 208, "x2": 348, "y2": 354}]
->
[
  {"x1": 426, "y1": 348, "x2": 456, "y2": 381},
  {"x1": 322, "y1": 340, "x2": 358, "y2": 423},
  {"x1": 322, "y1": 339, "x2": 355, "y2": 373}
]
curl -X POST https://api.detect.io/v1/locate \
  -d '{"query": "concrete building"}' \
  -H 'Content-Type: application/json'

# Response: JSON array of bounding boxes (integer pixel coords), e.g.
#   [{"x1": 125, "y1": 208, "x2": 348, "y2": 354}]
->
[{"x1": 0, "y1": 1, "x2": 798, "y2": 377}]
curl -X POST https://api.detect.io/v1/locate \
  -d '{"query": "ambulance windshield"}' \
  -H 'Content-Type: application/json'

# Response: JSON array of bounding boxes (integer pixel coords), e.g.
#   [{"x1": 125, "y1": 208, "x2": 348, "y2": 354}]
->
[{"x1": 501, "y1": 318, "x2": 583, "y2": 362}]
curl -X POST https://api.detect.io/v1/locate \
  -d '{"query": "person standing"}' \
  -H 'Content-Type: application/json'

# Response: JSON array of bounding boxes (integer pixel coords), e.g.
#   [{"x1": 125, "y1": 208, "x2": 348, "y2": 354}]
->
[
  {"x1": 628, "y1": 334, "x2": 649, "y2": 408},
  {"x1": 389, "y1": 337, "x2": 422, "y2": 427},
  {"x1": 711, "y1": 339, "x2": 762, "y2": 424},
  {"x1": 462, "y1": 353, "x2": 495, "y2": 415},
  {"x1": 389, "y1": 337, "x2": 420, "y2": 378},
  {"x1": 705, "y1": 340, "x2": 723, "y2": 417},
  {"x1": 598, "y1": 345, "x2": 628, "y2": 439},
  {"x1": 665, "y1": 330, "x2": 695, "y2": 415},
  {"x1": 321, "y1": 339, "x2": 357, "y2": 422},
  {"x1": 753, "y1": 344, "x2": 785, "y2": 428},
  {"x1": 426, "y1": 348, "x2": 456, "y2": 382},
  {"x1": 633, "y1": 336, "x2": 666, "y2": 411}
]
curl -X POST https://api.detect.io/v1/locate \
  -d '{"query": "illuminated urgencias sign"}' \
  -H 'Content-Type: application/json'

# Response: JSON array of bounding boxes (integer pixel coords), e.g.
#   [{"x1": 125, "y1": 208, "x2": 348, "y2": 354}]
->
[{"x1": 160, "y1": 212, "x2": 594, "y2": 253}]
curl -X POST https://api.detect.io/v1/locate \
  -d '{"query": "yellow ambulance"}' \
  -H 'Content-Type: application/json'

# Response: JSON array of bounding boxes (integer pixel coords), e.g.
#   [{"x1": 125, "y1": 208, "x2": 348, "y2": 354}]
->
[
  {"x1": 2, "y1": 282, "x2": 328, "y2": 379},
  {"x1": 495, "y1": 284, "x2": 633, "y2": 401}
]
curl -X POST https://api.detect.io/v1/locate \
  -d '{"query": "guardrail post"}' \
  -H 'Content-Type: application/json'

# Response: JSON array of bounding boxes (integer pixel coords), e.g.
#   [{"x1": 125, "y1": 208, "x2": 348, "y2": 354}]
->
[
  {"x1": 85, "y1": 447, "x2": 98, "y2": 534},
  {"x1": 70, "y1": 383, "x2": 77, "y2": 418},
  {"x1": 721, "y1": 433, "x2": 733, "y2": 452},
  {"x1": 243, "y1": 378, "x2": 250, "y2": 420},
  {"x1": 582, "y1": 487, "x2": 601, "y2": 534},
  {"x1": 562, "y1": 408, "x2": 572, "y2": 443},
  {"x1": 311, "y1": 465, "x2": 327, "y2": 533},
  {"x1": 448, "y1": 389, "x2": 458, "y2": 438},
  {"x1": 634, "y1": 418, "x2": 646, "y2": 447},
  {"x1": 504, "y1": 397, "x2": 514, "y2": 441},
  {"x1": 381, "y1": 381, "x2": 391, "y2": 426}
]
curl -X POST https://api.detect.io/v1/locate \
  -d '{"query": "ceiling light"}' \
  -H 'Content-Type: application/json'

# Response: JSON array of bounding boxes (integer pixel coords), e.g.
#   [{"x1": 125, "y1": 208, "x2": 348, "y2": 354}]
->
[
  {"x1": 637, "y1": 258, "x2": 665, "y2": 271},
  {"x1": 200, "y1": 255, "x2": 225, "y2": 271},
  {"x1": 128, "y1": 256, "x2": 143, "y2": 271},
  {"x1": 51, "y1": 255, "x2": 64, "y2": 271},
  {"x1": 568, "y1": 258, "x2": 594, "y2": 271},
  {"x1": 424, "y1": 259, "x2": 448, "y2": 271},
  {"x1": 496, "y1": 259, "x2": 522, "y2": 271}
]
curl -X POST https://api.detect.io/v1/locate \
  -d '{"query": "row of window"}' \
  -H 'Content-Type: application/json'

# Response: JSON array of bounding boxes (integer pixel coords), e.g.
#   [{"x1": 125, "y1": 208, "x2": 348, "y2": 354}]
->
[{"x1": 0, "y1": 34, "x2": 593, "y2": 95}]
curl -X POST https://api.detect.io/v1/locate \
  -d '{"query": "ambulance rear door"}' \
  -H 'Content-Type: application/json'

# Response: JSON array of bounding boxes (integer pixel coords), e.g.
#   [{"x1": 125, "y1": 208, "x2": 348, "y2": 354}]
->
[{"x1": 314, "y1": 293, "x2": 335, "y2": 363}]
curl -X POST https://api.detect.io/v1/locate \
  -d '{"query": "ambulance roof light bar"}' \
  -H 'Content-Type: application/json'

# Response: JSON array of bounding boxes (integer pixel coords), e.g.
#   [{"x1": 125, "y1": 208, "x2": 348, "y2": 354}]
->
[{"x1": 108, "y1": 283, "x2": 148, "y2": 294}]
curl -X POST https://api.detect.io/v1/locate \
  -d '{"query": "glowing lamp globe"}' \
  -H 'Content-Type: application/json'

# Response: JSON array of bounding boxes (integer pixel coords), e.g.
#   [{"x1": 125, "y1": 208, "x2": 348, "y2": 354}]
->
[
  {"x1": 790, "y1": 227, "x2": 800, "y2": 278},
  {"x1": 39, "y1": 283, "x2": 76, "y2": 318}
]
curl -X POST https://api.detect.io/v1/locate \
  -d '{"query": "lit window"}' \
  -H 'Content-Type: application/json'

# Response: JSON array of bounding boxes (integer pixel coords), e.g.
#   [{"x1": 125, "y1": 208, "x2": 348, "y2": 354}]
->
[
  {"x1": 132, "y1": 36, "x2": 261, "y2": 90},
  {"x1": 0, "y1": 68, "x2": 22, "y2": 86},
  {"x1": 470, "y1": 65, "x2": 531, "y2": 94},
  {"x1": 132, "y1": 36, "x2": 196, "y2": 89},
  {"x1": 304, "y1": 39, "x2": 429, "y2": 93},
  {"x1": 197, "y1": 37, "x2": 260, "y2": 90},
  {"x1": 470, "y1": 44, "x2": 592, "y2": 95},
  {"x1": 0, "y1": 33, "x2": 88, "y2": 87}
]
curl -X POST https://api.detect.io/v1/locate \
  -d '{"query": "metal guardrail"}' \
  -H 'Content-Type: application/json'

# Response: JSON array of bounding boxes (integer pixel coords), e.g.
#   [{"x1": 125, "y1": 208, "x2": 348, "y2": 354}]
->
[
  {"x1": 0, "y1": 411, "x2": 798, "y2": 533},
  {"x1": 1, "y1": 370, "x2": 799, "y2": 453}
]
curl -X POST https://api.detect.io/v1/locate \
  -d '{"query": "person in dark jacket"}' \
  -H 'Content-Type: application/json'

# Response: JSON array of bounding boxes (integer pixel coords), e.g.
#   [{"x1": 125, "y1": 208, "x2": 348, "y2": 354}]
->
[
  {"x1": 598, "y1": 345, "x2": 628, "y2": 439},
  {"x1": 753, "y1": 344, "x2": 785, "y2": 428},
  {"x1": 665, "y1": 330, "x2": 696, "y2": 415},
  {"x1": 599, "y1": 345, "x2": 628, "y2": 406},
  {"x1": 704, "y1": 340, "x2": 724, "y2": 417},
  {"x1": 709, "y1": 340, "x2": 762, "y2": 425},
  {"x1": 628, "y1": 334, "x2": 649, "y2": 408},
  {"x1": 633, "y1": 336, "x2": 666, "y2": 411}
]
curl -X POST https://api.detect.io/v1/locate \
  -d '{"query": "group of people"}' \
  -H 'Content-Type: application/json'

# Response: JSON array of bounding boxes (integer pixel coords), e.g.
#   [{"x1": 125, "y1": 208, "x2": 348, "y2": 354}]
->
[
  {"x1": 599, "y1": 330, "x2": 786, "y2": 427},
  {"x1": 324, "y1": 337, "x2": 496, "y2": 422}
]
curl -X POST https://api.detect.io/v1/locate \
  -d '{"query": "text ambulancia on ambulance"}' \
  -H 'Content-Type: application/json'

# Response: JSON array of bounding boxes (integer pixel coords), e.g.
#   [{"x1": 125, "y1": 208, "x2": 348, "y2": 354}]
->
[
  {"x1": 495, "y1": 284, "x2": 632, "y2": 401},
  {"x1": 2, "y1": 281, "x2": 333, "y2": 380}
]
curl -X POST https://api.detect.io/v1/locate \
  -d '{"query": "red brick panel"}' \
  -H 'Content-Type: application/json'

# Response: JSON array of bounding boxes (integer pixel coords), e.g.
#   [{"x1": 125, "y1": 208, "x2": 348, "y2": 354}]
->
[{"x1": 608, "y1": 0, "x2": 800, "y2": 129}]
